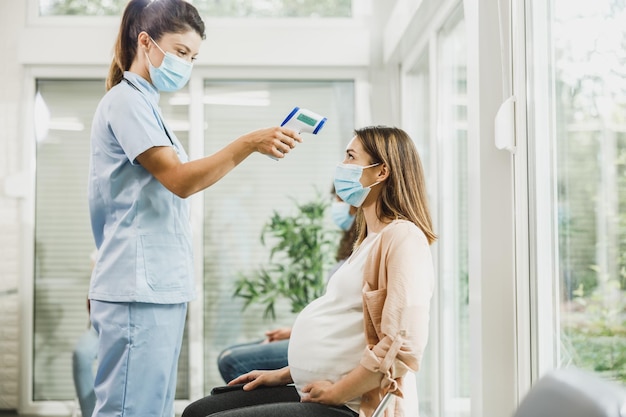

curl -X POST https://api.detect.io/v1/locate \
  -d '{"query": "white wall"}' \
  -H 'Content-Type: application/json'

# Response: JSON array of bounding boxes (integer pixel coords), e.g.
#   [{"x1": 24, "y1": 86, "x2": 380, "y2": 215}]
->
[{"x1": 0, "y1": 0, "x2": 27, "y2": 409}]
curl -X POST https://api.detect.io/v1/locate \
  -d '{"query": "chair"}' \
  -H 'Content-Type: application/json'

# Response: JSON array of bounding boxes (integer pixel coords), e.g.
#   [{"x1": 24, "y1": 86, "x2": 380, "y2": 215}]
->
[
  {"x1": 514, "y1": 367, "x2": 626, "y2": 417},
  {"x1": 371, "y1": 371, "x2": 417, "y2": 417},
  {"x1": 372, "y1": 392, "x2": 394, "y2": 417}
]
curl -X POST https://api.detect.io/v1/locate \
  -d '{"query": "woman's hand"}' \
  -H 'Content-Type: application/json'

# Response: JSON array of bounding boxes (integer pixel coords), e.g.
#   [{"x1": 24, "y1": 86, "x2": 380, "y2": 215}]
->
[
  {"x1": 301, "y1": 365, "x2": 383, "y2": 407},
  {"x1": 227, "y1": 367, "x2": 293, "y2": 391},
  {"x1": 242, "y1": 127, "x2": 302, "y2": 159},
  {"x1": 300, "y1": 380, "x2": 343, "y2": 406},
  {"x1": 264, "y1": 327, "x2": 292, "y2": 343}
]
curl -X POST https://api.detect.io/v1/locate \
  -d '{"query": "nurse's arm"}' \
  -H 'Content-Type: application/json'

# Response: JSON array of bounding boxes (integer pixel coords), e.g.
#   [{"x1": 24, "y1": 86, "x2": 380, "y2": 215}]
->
[{"x1": 136, "y1": 126, "x2": 301, "y2": 198}]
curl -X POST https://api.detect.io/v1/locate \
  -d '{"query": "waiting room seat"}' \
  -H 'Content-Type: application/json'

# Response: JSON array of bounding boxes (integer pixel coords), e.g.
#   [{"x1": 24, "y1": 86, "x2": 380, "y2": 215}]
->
[
  {"x1": 514, "y1": 367, "x2": 626, "y2": 417},
  {"x1": 372, "y1": 392, "x2": 393, "y2": 417}
]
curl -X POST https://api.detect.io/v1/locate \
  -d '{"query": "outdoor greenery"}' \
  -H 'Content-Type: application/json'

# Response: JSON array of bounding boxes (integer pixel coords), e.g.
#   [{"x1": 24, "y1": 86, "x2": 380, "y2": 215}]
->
[
  {"x1": 561, "y1": 280, "x2": 626, "y2": 382},
  {"x1": 233, "y1": 193, "x2": 339, "y2": 320},
  {"x1": 555, "y1": 0, "x2": 626, "y2": 384},
  {"x1": 40, "y1": 0, "x2": 126, "y2": 15},
  {"x1": 195, "y1": 0, "x2": 351, "y2": 18},
  {"x1": 39, "y1": 0, "x2": 352, "y2": 17}
]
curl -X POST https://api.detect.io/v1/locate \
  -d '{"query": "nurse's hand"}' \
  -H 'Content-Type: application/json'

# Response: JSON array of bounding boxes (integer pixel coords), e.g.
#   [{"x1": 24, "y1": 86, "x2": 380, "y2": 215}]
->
[
  {"x1": 228, "y1": 367, "x2": 293, "y2": 391},
  {"x1": 242, "y1": 127, "x2": 302, "y2": 159}
]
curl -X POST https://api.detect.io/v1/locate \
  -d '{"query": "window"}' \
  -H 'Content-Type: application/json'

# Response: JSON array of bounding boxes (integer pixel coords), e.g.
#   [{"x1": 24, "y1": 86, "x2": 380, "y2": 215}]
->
[
  {"x1": 37, "y1": 0, "x2": 352, "y2": 18},
  {"x1": 30, "y1": 70, "x2": 356, "y2": 410},
  {"x1": 34, "y1": 79, "x2": 99, "y2": 401},
  {"x1": 528, "y1": 0, "x2": 626, "y2": 384},
  {"x1": 200, "y1": 80, "x2": 355, "y2": 390},
  {"x1": 403, "y1": 52, "x2": 435, "y2": 416},
  {"x1": 436, "y1": 7, "x2": 470, "y2": 416},
  {"x1": 38, "y1": 0, "x2": 126, "y2": 16},
  {"x1": 399, "y1": 4, "x2": 469, "y2": 415},
  {"x1": 194, "y1": 0, "x2": 352, "y2": 18}
]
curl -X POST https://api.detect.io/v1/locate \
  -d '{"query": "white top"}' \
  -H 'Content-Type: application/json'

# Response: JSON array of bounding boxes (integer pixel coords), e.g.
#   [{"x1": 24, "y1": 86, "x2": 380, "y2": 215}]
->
[{"x1": 288, "y1": 232, "x2": 381, "y2": 413}]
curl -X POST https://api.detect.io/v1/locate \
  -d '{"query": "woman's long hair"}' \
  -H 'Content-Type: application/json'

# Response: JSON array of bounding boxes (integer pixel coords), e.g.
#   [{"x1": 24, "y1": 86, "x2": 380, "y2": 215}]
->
[
  {"x1": 336, "y1": 219, "x2": 358, "y2": 261},
  {"x1": 106, "y1": 0, "x2": 205, "y2": 90},
  {"x1": 353, "y1": 126, "x2": 436, "y2": 246}
]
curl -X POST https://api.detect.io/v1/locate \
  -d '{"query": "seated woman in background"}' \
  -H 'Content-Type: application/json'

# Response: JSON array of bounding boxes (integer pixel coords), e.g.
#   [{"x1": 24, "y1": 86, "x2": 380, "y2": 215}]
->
[
  {"x1": 183, "y1": 126, "x2": 436, "y2": 417},
  {"x1": 217, "y1": 194, "x2": 358, "y2": 383}
]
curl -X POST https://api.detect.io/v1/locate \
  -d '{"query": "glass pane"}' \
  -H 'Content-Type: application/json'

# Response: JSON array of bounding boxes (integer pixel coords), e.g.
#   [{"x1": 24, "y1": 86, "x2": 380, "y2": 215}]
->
[
  {"x1": 406, "y1": 53, "x2": 435, "y2": 417},
  {"x1": 437, "y1": 7, "x2": 470, "y2": 417},
  {"x1": 405, "y1": 53, "x2": 433, "y2": 196},
  {"x1": 193, "y1": 0, "x2": 352, "y2": 18},
  {"x1": 201, "y1": 80, "x2": 355, "y2": 392},
  {"x1": 39, "y1": 0, "x2": 126, "y2": 16},
  {"x1": 38, "y1": 0, "x2": 352, "y2": 17},
  {"x1": 33, "y1": 79, "x2": 191, "y2": 401},
  {"x1": 549, "y1": 0, "x2": 626, "y2": 384}
]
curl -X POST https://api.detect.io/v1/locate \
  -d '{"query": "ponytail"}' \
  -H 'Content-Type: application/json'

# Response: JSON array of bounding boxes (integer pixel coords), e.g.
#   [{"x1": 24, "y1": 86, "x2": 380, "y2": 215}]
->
[
  {"x1": 106, "y1": 0, "x2": 206, "y2": 91},
  {"x1": 106, "y1": 0, "x2": 150, "y2": 90}
]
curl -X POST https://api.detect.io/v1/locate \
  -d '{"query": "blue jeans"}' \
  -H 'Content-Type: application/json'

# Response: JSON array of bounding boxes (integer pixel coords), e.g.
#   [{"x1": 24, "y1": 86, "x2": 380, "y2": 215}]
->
[
  {"x1": 72, "y1": 326, "x2": 98, "y2": 417},
  {"x1": 217, "y1": 339, "x2": 289, "y2": 383}
]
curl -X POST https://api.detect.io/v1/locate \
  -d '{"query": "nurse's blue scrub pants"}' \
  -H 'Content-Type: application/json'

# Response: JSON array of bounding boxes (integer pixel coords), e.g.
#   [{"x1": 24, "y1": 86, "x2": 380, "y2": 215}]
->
[{"x1": 90, "y1": 300, "x2": 187, "y2": 417}]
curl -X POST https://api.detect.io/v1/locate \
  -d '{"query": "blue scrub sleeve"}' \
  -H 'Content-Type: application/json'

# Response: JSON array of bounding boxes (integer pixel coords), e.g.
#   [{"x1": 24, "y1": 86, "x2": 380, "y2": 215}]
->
[{"x1": 107, "y1": 91, "x2": 172, "y2": 165}]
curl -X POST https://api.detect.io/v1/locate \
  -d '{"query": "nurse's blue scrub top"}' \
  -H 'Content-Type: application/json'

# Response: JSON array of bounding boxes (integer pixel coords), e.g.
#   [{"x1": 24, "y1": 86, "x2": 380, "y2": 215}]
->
[{"x1": 88, "y1": 71, "x2": 195, "y2": 304}]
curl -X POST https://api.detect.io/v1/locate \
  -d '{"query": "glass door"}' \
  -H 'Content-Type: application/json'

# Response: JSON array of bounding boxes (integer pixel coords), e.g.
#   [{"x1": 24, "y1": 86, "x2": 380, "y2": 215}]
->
[{"x1": 528, "y1": 0, "x2": 626, "y2": 384}]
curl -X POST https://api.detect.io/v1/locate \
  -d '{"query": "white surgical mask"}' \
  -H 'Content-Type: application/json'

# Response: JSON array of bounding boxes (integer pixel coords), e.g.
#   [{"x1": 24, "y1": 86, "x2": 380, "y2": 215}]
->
[
  {"x1": 146, "y1": 37, "x2": 193, "y2": 92},
  {"x1": 333, "y1": 163, "x2": 380, "y2": 207},
  {"x1": 331, "y1": 201, "x2": 355, "y2": 231}
]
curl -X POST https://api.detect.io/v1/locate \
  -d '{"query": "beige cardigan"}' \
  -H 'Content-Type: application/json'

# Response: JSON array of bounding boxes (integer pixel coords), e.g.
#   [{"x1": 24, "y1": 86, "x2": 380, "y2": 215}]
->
[{"x1": 357, "y1": 220, "x2": 434, "y2": 417}]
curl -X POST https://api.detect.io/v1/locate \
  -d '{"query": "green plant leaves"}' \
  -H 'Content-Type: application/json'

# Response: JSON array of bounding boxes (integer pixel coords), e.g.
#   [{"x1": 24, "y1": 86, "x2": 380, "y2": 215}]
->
[{"x1": 233, "y1": 192, "x2": 339, "y2": 320}]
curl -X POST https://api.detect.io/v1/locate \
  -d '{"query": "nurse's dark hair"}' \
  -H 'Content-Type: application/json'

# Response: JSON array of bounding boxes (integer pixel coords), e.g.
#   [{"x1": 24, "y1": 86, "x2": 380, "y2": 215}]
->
[
  {"x1": 106, "y1": 0, "x2": 205, "y2": 90},
  {"x1": 353, "y1": 126, "x2": 437, "y2": 246}
]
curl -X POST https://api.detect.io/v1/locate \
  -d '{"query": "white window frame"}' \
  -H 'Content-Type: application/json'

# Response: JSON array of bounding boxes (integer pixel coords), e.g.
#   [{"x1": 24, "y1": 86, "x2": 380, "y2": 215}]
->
[
  {"x1": 464, "y1": 0, "x2": 521, "y2": 414},
  {"x1": 510, "y1": 0, "x2": 557, "y2": 393},
  {"x1": 514, "y1": 0, "x2": 586, "y2": 390},
  {"x1": 394, "y1": 0, "x2": 524, "y2": 415},
  {"x1": 483, "y1": 0, "x2": 560, "y2": 406}
]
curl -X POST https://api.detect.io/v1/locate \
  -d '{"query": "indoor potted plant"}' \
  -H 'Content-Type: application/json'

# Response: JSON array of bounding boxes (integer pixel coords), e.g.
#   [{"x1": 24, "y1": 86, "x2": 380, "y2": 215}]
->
[{"x1": 233, "y1": 192, "x2": 339, "y2": 319}]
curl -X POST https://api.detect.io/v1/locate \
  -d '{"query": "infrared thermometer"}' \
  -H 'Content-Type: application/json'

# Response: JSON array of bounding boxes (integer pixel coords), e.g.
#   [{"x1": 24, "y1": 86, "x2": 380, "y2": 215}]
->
[
  {"x1": 269, "y1": 107, "x2": 327, "y2": 160},
  {"x1": 281, "y1": 107, "x2": 327, "y2": 134}
]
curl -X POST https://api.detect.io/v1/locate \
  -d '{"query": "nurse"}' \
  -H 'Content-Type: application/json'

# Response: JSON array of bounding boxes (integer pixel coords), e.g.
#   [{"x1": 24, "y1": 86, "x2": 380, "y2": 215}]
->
[{"x1": 87, "y1": 1, "x2": 302, "y2": 416}]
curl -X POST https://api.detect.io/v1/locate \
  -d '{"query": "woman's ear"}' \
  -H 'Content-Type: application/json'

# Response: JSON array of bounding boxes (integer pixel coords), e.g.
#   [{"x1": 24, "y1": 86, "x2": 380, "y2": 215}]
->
[
  {"x1": 377, "y1": 163, "x2": 390, "y2": 182},
  {"x1": 137, "y1": 31, "x2": 151, "y2": 51}
]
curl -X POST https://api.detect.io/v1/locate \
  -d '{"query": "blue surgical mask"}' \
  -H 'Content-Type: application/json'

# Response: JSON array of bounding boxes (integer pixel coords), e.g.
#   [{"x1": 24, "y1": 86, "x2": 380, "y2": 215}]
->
[
  {"x1": 146, "y1": 37, "x2": 193, "y2": 92},
  {"x1": 331, "y1": 201, "x2": 355, "y2": 231},
  {"x1": 333, "y1": 163, "x2": 380, "y2": 207}
]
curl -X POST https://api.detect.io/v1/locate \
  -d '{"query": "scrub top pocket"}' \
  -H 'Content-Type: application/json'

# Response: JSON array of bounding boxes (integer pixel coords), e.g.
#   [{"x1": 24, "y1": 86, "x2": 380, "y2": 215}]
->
[{"x1": 141, "y1": 233, "x2": 192, "y2": 291}]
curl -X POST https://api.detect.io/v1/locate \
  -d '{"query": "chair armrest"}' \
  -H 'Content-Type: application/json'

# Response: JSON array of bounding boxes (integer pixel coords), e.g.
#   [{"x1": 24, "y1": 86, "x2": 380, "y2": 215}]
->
[{"x1": 372, "y1": 392, "x2": 394, "y2": 417}]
